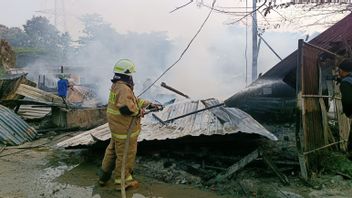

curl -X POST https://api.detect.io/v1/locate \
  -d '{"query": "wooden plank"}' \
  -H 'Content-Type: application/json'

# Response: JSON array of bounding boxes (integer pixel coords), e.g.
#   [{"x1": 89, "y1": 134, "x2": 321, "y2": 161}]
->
[
  {"x1": 262, "y1": 151, "x2": 289, "y2": 185},
  {"x1": 210, "y1": 149, "x2": 259, "y2": 183}
]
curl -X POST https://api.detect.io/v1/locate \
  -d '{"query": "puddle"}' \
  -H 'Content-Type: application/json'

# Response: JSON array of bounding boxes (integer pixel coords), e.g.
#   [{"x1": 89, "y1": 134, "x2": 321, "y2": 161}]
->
[{"x1": 29, "y1": 164, "x2": 96, "y2": 198}]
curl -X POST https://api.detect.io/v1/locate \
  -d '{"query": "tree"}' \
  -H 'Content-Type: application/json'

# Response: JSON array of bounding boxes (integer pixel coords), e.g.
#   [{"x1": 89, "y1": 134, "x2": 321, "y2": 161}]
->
[
  {"x1": 78, "y1": 14, "x2": 122, "y2": 51},
  {"x1": 0, "y1": 25, "x2": 30, "y2": 47},
  {"x1": 23, "y1": 16, "x2": 72, "y2": 63}
]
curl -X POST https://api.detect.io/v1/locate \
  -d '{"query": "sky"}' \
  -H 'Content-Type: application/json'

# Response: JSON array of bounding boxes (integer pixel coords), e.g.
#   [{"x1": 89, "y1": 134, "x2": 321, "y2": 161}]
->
[{"x1": 0, "y1": 0, "x2": 349, "y2": 99}]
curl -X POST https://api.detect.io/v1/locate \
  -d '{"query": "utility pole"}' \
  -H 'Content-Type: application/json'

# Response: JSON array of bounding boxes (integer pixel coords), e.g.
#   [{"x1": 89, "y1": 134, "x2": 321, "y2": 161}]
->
[{"x1": 252, "y1": 0, "x2": 258, "y2": 82}]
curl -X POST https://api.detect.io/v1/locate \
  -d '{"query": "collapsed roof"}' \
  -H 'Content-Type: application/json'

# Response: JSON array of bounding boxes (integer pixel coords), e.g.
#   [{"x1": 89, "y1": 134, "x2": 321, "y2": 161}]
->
[{"x1": 57, "y1": 98, "x2": 277, "y2": 148}]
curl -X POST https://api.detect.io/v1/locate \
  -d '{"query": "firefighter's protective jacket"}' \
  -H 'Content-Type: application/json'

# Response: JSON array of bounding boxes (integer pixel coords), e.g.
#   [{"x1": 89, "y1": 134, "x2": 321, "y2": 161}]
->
[{"x1": 107, "y1": 81, "x2": 150, "y2": 140}]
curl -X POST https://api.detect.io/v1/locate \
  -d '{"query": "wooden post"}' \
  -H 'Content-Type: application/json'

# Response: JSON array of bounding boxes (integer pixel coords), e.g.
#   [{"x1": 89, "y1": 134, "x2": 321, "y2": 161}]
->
[
  {"x1": 296, "y1": 39, "x2": 308, "y2": 179},
  {"x1": 301, "y1": 41, "x2": 326, "y2": 174}
]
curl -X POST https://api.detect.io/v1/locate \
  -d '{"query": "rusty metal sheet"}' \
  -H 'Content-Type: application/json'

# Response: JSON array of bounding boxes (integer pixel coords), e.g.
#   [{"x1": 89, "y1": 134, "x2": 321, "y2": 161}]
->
[
  {"x1": 57, "y1": 98, "x2": 277, "y2": 148},
  {"x1": 0, "y1": 104, "x2": 37, "y2": 145}
]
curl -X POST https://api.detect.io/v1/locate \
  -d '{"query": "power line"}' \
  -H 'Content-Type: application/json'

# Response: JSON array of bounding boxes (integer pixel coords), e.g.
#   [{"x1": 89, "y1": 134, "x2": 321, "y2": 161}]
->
[
  {"x1": 170, "y1": 0, "x2": 194, "y2": 13},
  {"x1": 137, "y1": 0, "x2": 217, "y2": 97},
  {"x1": 227, "y1": 0, "x2": 267, "y2": 25}
]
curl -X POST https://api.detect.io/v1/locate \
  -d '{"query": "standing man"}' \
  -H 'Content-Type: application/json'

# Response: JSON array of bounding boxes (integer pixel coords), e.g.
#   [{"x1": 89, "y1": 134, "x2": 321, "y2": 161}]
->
[
  {"x1": 338, "y1": 59, "x2": 352, "y2": 151},
  {"x1": 57, "y1": 74, "x2": 69, "y2": 105},
  {"x1": 98, "y1": 59, "x2": 161, "y2": 190}
]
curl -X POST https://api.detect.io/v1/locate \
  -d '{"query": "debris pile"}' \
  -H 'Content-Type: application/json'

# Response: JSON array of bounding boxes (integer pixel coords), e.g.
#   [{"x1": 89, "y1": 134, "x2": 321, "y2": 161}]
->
[
  {"x1": 0, "y1": 41, "x2": 106, "y2": 146},
  {"x1": 67, "y1": 85, "x2": 99, "y2": 107}
]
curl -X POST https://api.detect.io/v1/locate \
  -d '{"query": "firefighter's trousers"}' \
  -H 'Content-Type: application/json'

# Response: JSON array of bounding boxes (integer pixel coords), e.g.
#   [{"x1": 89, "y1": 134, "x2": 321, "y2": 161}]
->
[{"x1": 101, "y1": 135, "x2": 138, "y2": 184}]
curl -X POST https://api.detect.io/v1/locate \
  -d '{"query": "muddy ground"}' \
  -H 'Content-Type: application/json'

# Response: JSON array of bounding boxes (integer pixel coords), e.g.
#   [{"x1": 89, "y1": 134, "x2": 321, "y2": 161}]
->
[{"x1": 1, "y1": 131, "x2": 352, "y2": 198}]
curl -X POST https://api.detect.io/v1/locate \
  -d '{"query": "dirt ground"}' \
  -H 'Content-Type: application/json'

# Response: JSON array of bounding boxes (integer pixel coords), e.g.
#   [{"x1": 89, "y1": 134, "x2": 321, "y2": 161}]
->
[
  {"x1": 1, "y1": 132, "x2": 352, "y2": 198},
  {"x1": 0, "y1": 134, "x2": 229, "y2": 198}
]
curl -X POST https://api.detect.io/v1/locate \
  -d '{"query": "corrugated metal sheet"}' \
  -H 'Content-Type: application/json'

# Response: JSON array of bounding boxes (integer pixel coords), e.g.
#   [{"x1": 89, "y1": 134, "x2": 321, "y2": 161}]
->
[
  {"x1": 17, "y1": 105, "x2": 51, "y2": 120},
  {"x1": 0, "y1": 104, "x2": 37, "y2": 145},
  {"x1": 16, "y1": 84, "x2": 64, "y2": 105},
  {"x1": 57, "y1": 98, "x2": 277, "y2": 148},
  {"x1": 257, "y1": 13, "x2": 352, "y2": 82}
]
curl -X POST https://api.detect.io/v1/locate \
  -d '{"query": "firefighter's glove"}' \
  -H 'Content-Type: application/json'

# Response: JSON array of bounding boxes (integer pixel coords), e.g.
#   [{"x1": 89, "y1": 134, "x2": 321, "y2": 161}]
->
[
  {"x1": 147, "y1": 103, "x2": 164, "y2": 112},
  {"x1": 139, "y1": 108, "x2": 146, "y2": 118}
]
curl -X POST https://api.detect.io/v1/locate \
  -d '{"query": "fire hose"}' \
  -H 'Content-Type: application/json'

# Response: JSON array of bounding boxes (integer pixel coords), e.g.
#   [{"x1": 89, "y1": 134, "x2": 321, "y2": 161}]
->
[{"x1": 120, "y1": 106, "x2": 162, "y2": 198}]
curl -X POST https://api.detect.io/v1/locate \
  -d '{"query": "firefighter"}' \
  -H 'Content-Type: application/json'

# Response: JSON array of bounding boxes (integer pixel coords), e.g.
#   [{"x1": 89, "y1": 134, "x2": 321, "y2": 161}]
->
[
  {"x1": 97, "y1": 59, "x2": 162, "y2": 190},
  {"x1": 338, "y1": 59, "x2": 352, "y2": 151}
]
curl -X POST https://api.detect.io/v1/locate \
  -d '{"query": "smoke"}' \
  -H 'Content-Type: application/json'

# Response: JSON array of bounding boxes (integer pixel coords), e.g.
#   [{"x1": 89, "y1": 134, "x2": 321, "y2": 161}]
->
[
  {"x1": 153, "y1": 25, "x2": 307, "y2": 100},
  {"x1": 67, "y1": 17, "x2": 173, "y2": 103},
  {"x1": 67, "y1": 13, "x2": 307, "y2": 104}
]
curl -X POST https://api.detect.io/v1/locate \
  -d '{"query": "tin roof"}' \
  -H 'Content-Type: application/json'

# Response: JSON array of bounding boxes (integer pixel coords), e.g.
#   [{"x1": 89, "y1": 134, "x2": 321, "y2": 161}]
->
[
  {"x1": 57, "y1": 98, "x2": 277, "y2": 148},
  {"x1": 257, "y1": 13, "x2": 352, "y2": 82},
  {"x1": 17, "y1": 105, "x2": 51, "y2": 120},
  {"x1": 0, "y1": 104, "x2": 37, "y2": 145}
]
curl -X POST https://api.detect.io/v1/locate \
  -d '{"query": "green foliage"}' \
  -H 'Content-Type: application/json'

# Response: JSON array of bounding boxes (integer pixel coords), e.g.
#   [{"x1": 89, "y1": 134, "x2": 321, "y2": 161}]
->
[
  {"x1": 14, "y1": 47, "x2": 45, "y2": 54},
  {"x1": 0, "y1": 65, "x2": 5, "y2": 77},
  {"x1": 322, "y1": 152, "x2": 352, "y2": 177},
  {"x1": 0, "y1": 25, "x2": 30, "y2": 47},
  {"x1": 23, "y1": 16, "x2": 72, "y2": 61},
  {"x1": 0, "y1": 16, "x2": 73, "y2": 66}
]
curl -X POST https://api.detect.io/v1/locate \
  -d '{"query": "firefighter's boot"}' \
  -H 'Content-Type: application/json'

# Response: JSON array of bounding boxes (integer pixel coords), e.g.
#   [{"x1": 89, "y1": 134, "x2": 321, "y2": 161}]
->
[
  {"x1": 115, "y1": 180, "x2": 139, "y2": 191},
  {"x1": 97, "y1": 168, "x2": 111, "y2": 186}
]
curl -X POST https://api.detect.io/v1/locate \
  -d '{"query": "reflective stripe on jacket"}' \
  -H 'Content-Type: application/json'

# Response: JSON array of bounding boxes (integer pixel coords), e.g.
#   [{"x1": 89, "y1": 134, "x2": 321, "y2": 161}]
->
[{"x1": 107, "y1": 81, "x2": 150, "y2": 139}]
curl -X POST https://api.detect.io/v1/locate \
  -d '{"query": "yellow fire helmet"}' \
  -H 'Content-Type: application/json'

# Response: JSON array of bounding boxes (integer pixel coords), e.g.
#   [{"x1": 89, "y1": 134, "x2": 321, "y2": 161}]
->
[{"x1": 113, "y1": 59, "x2": 136, "y2": 76}]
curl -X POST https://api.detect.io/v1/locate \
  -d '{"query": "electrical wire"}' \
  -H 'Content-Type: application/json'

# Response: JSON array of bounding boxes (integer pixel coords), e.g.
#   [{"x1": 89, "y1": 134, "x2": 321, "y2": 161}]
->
[
  {"x1": 226, "y1": 0, "x2": 267, "y2": 25},
  {"x1": 170, "y1": 0, "x2": 194, "y2": 13},
  {"x1": 137, "y1": 0, "x2": 217, "y2": 97}
]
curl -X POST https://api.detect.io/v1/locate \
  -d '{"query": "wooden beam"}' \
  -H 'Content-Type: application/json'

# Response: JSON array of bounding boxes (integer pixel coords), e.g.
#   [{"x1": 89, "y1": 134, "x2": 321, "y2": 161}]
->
[
  {"x1": 210, "y1": 149, "x2": 259, "y2": 184},
  {"x1": 262, "y1": 151, "x2": 289, "y2": 185}
]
